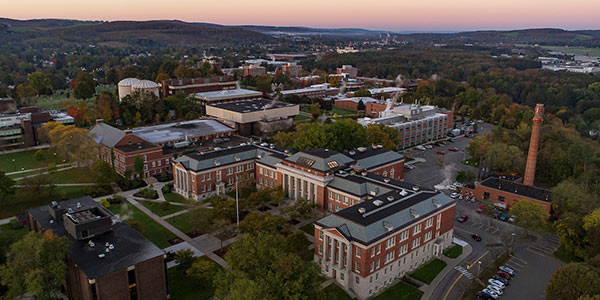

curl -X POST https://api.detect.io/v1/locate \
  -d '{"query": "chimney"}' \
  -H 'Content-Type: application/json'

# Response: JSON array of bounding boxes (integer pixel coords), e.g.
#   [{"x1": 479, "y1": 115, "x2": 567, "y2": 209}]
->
[{"x1": 523, "y1": 104, "x2": 544, "y2": 186}]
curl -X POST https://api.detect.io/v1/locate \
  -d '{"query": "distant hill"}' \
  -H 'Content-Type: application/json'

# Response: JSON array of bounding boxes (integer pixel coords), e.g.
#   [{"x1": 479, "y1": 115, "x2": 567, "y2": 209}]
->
[
  {"x1": 235, "y1": 25, "x2": 387, "y2": 36},
  {"x1": 0, "y1": 19, "x2": 274, "y2": 48}
]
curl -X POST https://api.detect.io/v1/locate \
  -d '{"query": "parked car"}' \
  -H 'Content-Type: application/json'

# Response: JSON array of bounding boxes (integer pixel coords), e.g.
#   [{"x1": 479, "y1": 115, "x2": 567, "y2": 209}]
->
[
  {"x1": 481, "y1": 288, "x2": 499, "y2": 299},
  {"x1": 477, "y1": 205, "x2": 486, "y2": 212},
  {"x1": 492, "y1": 275, "x2": 510, "y2": 285},
  {"x1": 450, "y1": 192, "x2": 459, "y2": 198},
  {"x1": 477, "y1": 291, "x2": 495, "y2": 300},
  {"x1": 508, "y1": 215, "x2": 516, "y2": 223},
  {"x1": 436, "y1": 151, "x2": 446, "y2": 155},
  {"x1": 499, "y1": 266, "x2": 516, "y2": 276},
  {"x1": 448, "y1": 147, "x2": 458, "y2": 152},
  {"x1": 425, "y1": 145, "x2": 434, "y2": 149},
  {"x1": 404, "y1": 164, "x2": 416, "y2": 170},
  {"x1": 439, "y1": 141, "x2": 447, "y2": 145},
  {"x1": 488, "y1": 279, "x2": 505, "y2": 289},
  {"x1": 496, "y1": 271, "x2": 511, "y2": 279},
  {"x1": 487, "y1": 285, "x2": 503, "y2": 295},
  {"x1": 457, "y1": 215, "x2": 468, "y2": 223},
  {"x1": 471, "y1": 233, "x2": 482, "y2": 241},
  {"x1": 499, "y1": 213, "x2": 509, "y2": 221},
  {"x1": 416, "y1": 145, "x2": 426, "y2": 151}
]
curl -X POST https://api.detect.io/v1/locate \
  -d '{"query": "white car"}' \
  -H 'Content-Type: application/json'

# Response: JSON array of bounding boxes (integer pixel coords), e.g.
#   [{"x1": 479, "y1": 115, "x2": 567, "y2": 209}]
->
[
  {"x1": 499, "y1": 266, "x2": 516, "y2": 276},
  {"x1": 425, "y1": 145, "x2": 434, "y2": 149},
  {"x1": 416, "y1": 145, "x2": 426, "y2": 151},
  {"x1": 487, "y1": 285, "x2": 503, "y2": 295},
  {"x1": 450, "y1": 192, "x2": 459, "y2": 198},
  {"x1": 482, "y1": 288, "x2": 499, "y2": 299},
  {"x1": 488, "y1": 279, "x2": 505, "y2": 289}
]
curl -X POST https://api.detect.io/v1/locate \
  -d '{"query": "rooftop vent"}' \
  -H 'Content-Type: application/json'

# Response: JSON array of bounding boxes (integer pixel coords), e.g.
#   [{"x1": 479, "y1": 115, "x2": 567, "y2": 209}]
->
[
  {"x1": 284, "y1": 149, "x2": 289, "y2": 154},
  {"x1": 433, "y1": 199, "x2": 441, "y2": 208},
  {"x1": 88, "y1": 240, "x2": 95, "y2": 248},
  {"x1": 105, "y1": 248, "x2": 110, "y2": 253},
  {"x1": 399, "y1": 189, "x2": 408, "y2": 197},
  {"x1": 214, "y1": 160, "x2": 221, "y2": 166},
  {"x1": 383, "y1": 221, "x2": 394, "y2": 231},
  {"x1": 372, "y1": 145, "x2": 378, "y2": 149},
  {"x1": 410, "y1": 209, "x2": 420, "y2": 219},
  {"x1": 349, "y1": 150, "x2": 356, "y2": 155},
  {"x1": 384, "y1": 178, "x2": 390, "y2": 183},
  {"x1": 50, "y1": 220, "x2": 54, "y2": 224},
  {"x1": 98, "y1": 254, "x2": 105, "y2": 258},
  {"x1": 51, "y1": 201, "x2": 58, "y2": 207},
  {"x1": 387, "y1": 196, "x2": 394, "y2": 202},
  {"x1": 234, "y1": 156, "x2": 241, "y2": 161},
  {"x1": 358, "y1": 207, "x2": 366, "y2": 214},
  {"x1": 325, "y1": 148, "x2": 329, "y2": 152},
  {"x1": 373, "y1": 200, "x2": 384, "y2": 207},
  {"x1": 357, "y1": 147, "x2": 367, "y2": 152},
  {"x1": 109, "y1": 244, "x2": 115, "y2": 250},
  {"x1": 76, "y1": 202, "x2": 82, "y2": 209},
  {"x1": 260, "y1": 143, "x2": 268, "y2": 147},
  {"x1": 412, "y1": 186, "x2": 420, "y2": 192},
  {"x1": 361, "y1": 171, "x2": 367, "y2": 176},
  {"x1": 269, "y1": 144, "x2": 275, "y2": 149}
]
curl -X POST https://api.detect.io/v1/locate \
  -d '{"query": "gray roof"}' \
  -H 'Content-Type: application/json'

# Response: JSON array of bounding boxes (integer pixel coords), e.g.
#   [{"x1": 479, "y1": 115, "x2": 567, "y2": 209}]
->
[
  {"x1": 327, "y1": 176, "x2": 392, "y2": 197},
  {"x1": 176, "y1": 145, "x2": 258, "y2": 172},
  {"x1": 131, "y1": 119, "x2": 233, "y2": 144},
  {"x1": 195, "y1": 88, "x2": 262, "y2": 100},
  {"x1": 89, "y1": 122, "x2": 125, "y2": 147},
  {"x1": 316, "y1": 192, "x2": 454, "y2": 245},
  {"x1": 285, "y1": 149, "x2": 354, "y2": 173},
  {"x1": 354, "y1": 151, "x2": 404, "y2": 170}
]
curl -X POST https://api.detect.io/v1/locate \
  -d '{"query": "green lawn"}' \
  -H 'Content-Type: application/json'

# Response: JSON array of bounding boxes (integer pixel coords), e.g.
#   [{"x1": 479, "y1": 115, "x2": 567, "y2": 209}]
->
[
  {"x1": 0, "y1": 149, "x2": 59, "y2": 173},
  {"x1": 13, "y1": 167, "x2": 94, "y2": 184},
  {"x1": 373, "y1": 281, "x2": 423, "y2": 300},
  {"x1": 538, "y1": 45, "x2": 600, "y2": 57},
  {"x1": 0, "y1": 185, "x2": 90, "y2": 219},
  {"x1": 461, "y1": 159, "x2": 479, "y2": 168},
  {"x1": 330, "y1": 107, "x2": 355, "y2": 116},
  {"x1": 108, "y1": 203, "x2": 176, "y2": 249},
  {"x1": 164, "y1": 192, "x2": 188, "y2": 204},
  {"x1": 56, "y1": 185, "x2": 90, "y2": 200},
  {"x1": 300, "y1": 223, "x2": 314, "y2": 235},
  {"x1": 167, "y1": 208, "x2": 213, "y2": 235},
  {"x1": 443, "y1": 244, "x2": 463, "y2": 259},
  {"x1": 409, "y1": 259, "x2": 447, "y2": 284},
  {"x1": 294, "y1": 114, "x2": 312, "y2": 122},
  {"x1": 324, "y1": 284, "x2": 354, "y2": 300},
  {"x1": 167, "y1": 256, "x2": 223, "y2": 300},
  {"x1": 138, "y1": 200, "x2": 188, "y2": 217}
]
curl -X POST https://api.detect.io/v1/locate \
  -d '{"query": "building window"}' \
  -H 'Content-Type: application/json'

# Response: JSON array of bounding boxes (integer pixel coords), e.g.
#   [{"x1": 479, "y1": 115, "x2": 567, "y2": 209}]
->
[
  {"x1": 436, "y1": 214, "x2": 441, "y2": 229},
  {"x1": 412, "y1": 238, "x2": 421, "y2": 249},
  {"x1": 319, "y1": 231, "x2": 323, "y2": 240},
  {"x1": 376, "y1": 259, "x2": 380, "y2": 269},
  {"x1": 370, "y1": 262, "x2": 374, "y2": 272},
  {"x1": 329, "y1": 191, "x2": 333, "y2": 199},
  {"x1": 201, "y1": 174, "x2": 205, "y2": 182},
  {"x1": 228, "y1": 178, "x2": 233, "y2": 185},
  {"x1": 498, "y1": 195, "x2": 505, "y2": 202},
  {"x1": 356, "y1": 247, "x2": 361, "y2": 257},
  {"x1": 343, "y1": 196, "x2": 348, "y2": 204},
  {"x1": 399, "y1": 244, "x2": 408, "y2": 256},
  {"x1": 319, "y1": 244, "x2": 323, "y2": 254},
  {"x1": 424, "y1": 231, "x2": 432, "y2": 242},
  {"x1": 386, "y1": 237, "x2": 396, "y2": 249},
  {"x1": 377, "y1": 244, "x2": 381, "y2": 254},
  {"x1": 356, "y1": 262, "x2": 361, "y2": 272},
  {"x1": 340, "y1": 273, "x2": 344, "y2": 281},
  {"x1": 227, "y1": 168, "x2": 233, "y2": 175},
  {"x1": 336, "y1": 194, "x2": 340, "y2": 202},
  {"x1": 355, "y1": 276, "x2": 360, "y2": 284},
  {"x1": 383, "y1": 171, "x2": 387, "y2": 177},
  {"x1": 413, "y1": 224, "x2": 421, "y2": 235},
  {"x1": 484, "y1": 192, "x2": 490, "y2": 200},
  {"x1": 390, "y1": 168, "x2": 395, "y2": 178},
  {"x1": 207, "y1": 173, "x2": 211, "y2": 180},
  {"x1": 426, "y1": 218, "x2": 433, "y2": 229},
  {"x1": 90, "y1": 282, "x2": 97, "y2": 300},
  {"x1": 400, "y1": 230, "x2": 409, "y2": 241},
  {"x1": 259, "y1": 167, "x2": 263, "y2": 175},
  {"x1": 128, "y1": 269, "x2": 137, "y2": 300},
  {"x1": 371, "y1": 248, "x2": 375, "y2": 257}
]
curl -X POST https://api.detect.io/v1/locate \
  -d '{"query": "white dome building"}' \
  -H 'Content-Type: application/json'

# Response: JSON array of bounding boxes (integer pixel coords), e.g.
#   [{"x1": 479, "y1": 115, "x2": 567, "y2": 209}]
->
[
  {"x1": 131, "y1": 80, "x2": 160, "y2": 99},
  {"x1": 117, "y1": 78, "x2": 141, "y2": 102}
]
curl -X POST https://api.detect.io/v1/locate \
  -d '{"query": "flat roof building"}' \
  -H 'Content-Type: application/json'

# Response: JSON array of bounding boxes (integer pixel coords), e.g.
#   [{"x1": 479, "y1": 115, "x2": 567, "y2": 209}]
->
[
  {"x1": 278, "y1": 83, "x2": 340, "y2": 100},
  {"x1": 161, "y1": 76, "x2": 237, "y2": 97},
  {"x1": 193, "y1": 88, "x2": 263, "y2": 105},
  {"x1": 131, "y1": 119, "x2": 235, "y2": 147},
  {"x1": 205, "y1": 99, "x2": 299, "y2": 136},
  {"x1": 26, "y1": 196, "x2": 168, "y2": 300}
]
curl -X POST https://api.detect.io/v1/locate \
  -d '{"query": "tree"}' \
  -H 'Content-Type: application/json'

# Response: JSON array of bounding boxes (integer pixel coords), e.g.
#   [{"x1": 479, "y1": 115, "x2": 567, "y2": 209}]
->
[
  {"x1": 455, "y1": 170, "x2": 477, "y2": 184},
  {"x1": 39, "y1": 122, "x2": 100, "y2": 167},
  {"x1": 15, "y1": 84, "x2": 37, "y2": 100},
  {"x1": 186, "y1": 259, "x2": 216, "y2": 286},
  {"x1": 291, "y1": 123, "x2": 335, "y2": 151},
  {"x1": 286, "y1": 231, "x2": 310, "y2": 254},
  {"x1": 28, "y1": 72, "x2": 53, "y2": 95},
  {"x1": 134, "y1": 155, "x2": 144, "y2": 178},
  {"x1": 73, "y1": 72, "x2": 96, "y2": 99},
  {"x1": 19, "y1": 173, "x2": 61, "y2": 202},
  {"x1": 174, "y1": 65, "x2": 192, "y2": 79},
  {"x1": 238, "y1": 212, "x2": 289, "y2": 235},
  {"x1": 310, "y1": 102, "x2": 321, "y2": 120},
  {"x1": 174, "y1": 249, "x2": 195, "y2": 270},
  {"x1": 552, "y1": 181, "x2": 598, "y2": 219},
  {"x1": 273, "y1": 131, "x2": 295, "y2": 149},
  {"x1": 356, "y1": 99, "x2": 366, "y2": 111},
  {"x1": 96, "y1": 92, "x2": 115, "y2": 122},
  {"x1": 512, "y1": 200, "x2": 547, "y2": 236},
  {"x1": 155, "y1": 72, "x2": 170, "y2": 83},
  {"x1": 327, "y1": 118, "x2": 366, "y2": 151},
  {"x1": 546, "y1": 263, "x2": 600, "y2": 300},
  {"x1": 354, "y1": 88, "x2": 371, "y2": 97},
  {"x1": 281, "y1": 197, "x2": 317, "y2": 220},
  {"x1": 0, "y1": 171, "x2": 16, "y2": 204},
  {"x1": 0, "y1": 231, "x2": 70, "y2": 300},
  {"x1": 92, "y1": 160, "x2": 117, "y2": 186},
  {"x1": 365, "y1": 124, "x2": 395, "y2": 149},
  {"x1": 214, "y1": 233, "x2": 324, "y2": 300}
]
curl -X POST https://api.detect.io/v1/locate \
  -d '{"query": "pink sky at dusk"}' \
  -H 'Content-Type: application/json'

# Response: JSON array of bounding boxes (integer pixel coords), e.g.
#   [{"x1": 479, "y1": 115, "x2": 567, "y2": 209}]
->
[{"x1": 3, "y1": 0, "x2": 600, "y2": 31}]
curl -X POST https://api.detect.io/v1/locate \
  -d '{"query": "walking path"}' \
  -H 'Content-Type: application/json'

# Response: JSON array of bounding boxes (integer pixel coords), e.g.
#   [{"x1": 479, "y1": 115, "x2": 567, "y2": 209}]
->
[
  {"x1": 420, "y1": 243, "x2": 474, "y2": 299},
  {"x1": 6, "y1": 163, "x2": 72, "y2": 176},
  {"x1": 162, "y1": 209, "x2": 190, "y2": 219},
  {"x1": 12, "y1": 165, "x2": 77, "y2": 181}
]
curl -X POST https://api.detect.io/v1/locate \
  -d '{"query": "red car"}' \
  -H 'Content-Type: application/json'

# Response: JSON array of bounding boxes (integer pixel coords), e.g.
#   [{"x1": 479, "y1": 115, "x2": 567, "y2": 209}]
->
[
  {"x1": 436, "y1": 151, "x2": 446, "y2": 155},
  {"x1": 477, "y1": 205, "x2": 486, "y2": 212},
  {"x1": 448, "y1": 148, "x2": 458, "y2": 152},
  {"x1": 457, "y1": 215, "x2": 468, "y2": 223},
  {"x1": 439, "y1": 141, "x2": 447, "y2": 145},
  {"x1": 496, "y1": 271, "x2": 511, "y2": 279}
]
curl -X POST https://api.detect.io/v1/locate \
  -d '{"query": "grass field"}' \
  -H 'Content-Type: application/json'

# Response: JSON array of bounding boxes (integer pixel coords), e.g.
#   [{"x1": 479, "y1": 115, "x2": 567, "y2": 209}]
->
[
  {"x1": 108, "y1": 203, "x2": 176, "y2": 248},
  {"x1": 167, "y1": 256, "x2": 223, "y2": 300},
  {"x1": 330, "y1": 107, "x2": 356, "y2": 116},
  {"x1": 409, "y1": 259, "x2": 447, "y2": 284},
  {"x1": 0, "y1": 149, "x2": 55, "y2": 173},
  {"x1": 443, "y1": 244, "x2": 463, "y2": 259},
  {"x1": 539, "y1": 45, "x2": 600, "y2": 57},
  {"x1": 139, "y1": 200, "x2": 188, "y2": 217},
  {"x1": 167, "y1": 208, "x2": 213, "y2": 235},
  {"x1": 323, "y1": 284, "x2": 354, "y2": 300},
  {"x1": 164, "y1": 192, "x2": 188, "y2": 204},
  {"x1": 373, "y1": 281, "x2": 423, "y2": 300},
  {"x1": 56, "y1": 185, "x2": 90, "y2": 199}
]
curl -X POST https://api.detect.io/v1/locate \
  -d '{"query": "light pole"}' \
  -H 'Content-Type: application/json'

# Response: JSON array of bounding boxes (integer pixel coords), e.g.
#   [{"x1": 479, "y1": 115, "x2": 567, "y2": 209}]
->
[
  {"x1": 477, "y1": 261, "x2": 482, "y2": 277},
  {"x1": 510, "y1": 232, "x2": 516, "y2": 254},
  {"x1": 12, "y1": 159, "x2": 15, "y2": 171}
]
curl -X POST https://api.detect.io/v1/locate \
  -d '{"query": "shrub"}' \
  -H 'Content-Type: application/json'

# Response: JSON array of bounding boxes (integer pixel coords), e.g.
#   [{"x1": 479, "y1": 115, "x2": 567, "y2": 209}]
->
[
  {"x1": 161, "y1": 183, "x2": 173, "y2": 194},
  {"x1": 154, "y1": 172, "x2": 173, "y2": 182},
  {"x1": 134, "y1": 187, "x2": 158, "y2": 199},
  {"x1": 99, "y1": 199, "x2": 110, "y2": 208},
  {"x1": 85, "y1": 185, "x2": 113, "y2": 198},
  {"x1": 9, "y1": 219, "x2": 22, "y2": 229},
  {"x1": 108, "y1": 195, "x2": 125, "y2": 205}
]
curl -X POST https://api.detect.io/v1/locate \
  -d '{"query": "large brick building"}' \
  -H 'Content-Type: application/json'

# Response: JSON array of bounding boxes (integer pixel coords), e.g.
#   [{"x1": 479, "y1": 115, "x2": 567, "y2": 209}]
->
[
  {"x1": 172, "y1": 143, "x2": 405, "y2": 212},
  {"x1": 27, "y1": 196, "x2": 168, "y2": 300},
  {"x1": 314, "y1": 180, "x2": 455, "y2": 299},
  {"x1": 160, "y1": 76, "x2": 237, "y2": 97}
]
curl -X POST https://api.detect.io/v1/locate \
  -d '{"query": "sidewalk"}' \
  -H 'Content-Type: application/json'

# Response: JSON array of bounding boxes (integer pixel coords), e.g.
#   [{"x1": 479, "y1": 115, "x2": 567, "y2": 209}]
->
[{"x1": 420, "y1": 243, "x2": 474, "y2": 299}]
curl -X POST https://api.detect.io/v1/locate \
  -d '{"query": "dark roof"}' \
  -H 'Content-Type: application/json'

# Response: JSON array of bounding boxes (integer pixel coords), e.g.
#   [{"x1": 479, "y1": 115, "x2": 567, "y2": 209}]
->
[
  {"x1": 209, "y1": 99, "x2": 296, "y2": 113},
  {"x1": 479, "y1": 177, "x2": 552, "y2": 202},
  {"x1": 114, "y1": 140, "x2": 160, "y2": 153},
  {"x1": 27, "y1": 196, "x2": 164, "y2": 279},
  {"x1": 186, "y1": 144, "x2": 257, "y2": 161}
]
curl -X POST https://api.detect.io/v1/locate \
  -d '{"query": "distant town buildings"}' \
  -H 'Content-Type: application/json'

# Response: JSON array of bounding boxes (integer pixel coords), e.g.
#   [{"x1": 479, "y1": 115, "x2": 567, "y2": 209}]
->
[
  {"x1": 267, "y1": 53, "x2": 314, "y2": 61},
  {"x1": 336, "y1": 65, "x2": 358, "y2": 79},
  {"x1": 243, "y1": 64, "x2": 266, "y2": 77},
  {"x1": 282, "y1": 62, "x2": 303, "y2": 77},
  {"x1": 27, "y1": 196, "x2": 168, "y2": 300},
  {"x1": 278, "y1": 83, "x2": 340, "y2": 99}
]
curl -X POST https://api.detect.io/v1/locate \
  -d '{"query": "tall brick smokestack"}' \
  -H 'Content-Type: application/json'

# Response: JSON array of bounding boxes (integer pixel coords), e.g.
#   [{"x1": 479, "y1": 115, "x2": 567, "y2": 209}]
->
[{"x1": 523, "y1": 104, "x2": 544, "y2": 186}]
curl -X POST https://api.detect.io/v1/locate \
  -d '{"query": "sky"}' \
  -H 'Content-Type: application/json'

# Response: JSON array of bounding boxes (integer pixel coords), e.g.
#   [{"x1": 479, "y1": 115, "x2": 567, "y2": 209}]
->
[{"x1": 2, "y1": 0, "x2": 600, "y2": 31}]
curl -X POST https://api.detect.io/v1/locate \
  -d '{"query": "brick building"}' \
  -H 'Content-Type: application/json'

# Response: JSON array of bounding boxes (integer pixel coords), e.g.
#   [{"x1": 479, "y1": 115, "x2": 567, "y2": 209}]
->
[
  {"x1": 282, "y1": 62, "x2": 302, "y2": 77},
  {"x1": 314, "y1": 183, "x2": 455, "y2": 299},
  {"x1": 172, "y1": 143, "x2": 405, "y2": 211},
  {"x1": 278, "y1": 84, "x2": 340, "y2": 100},
  {"x1": 27, "y1": 196, "x2": 168, "y2": 300},
  {"x1": 336, "y1": 65, "x2": 358, "y2": 79},
  {"x1": 160, "y1": 76, "x2": 237, "y2": 97},
  {"x1": 193, "y1": 88, "x2": 263, "y2": 106},
  {"x1": 460, "y1": 177, "x2": 552, "y2": 213},
  {"x1": 242, "y1": 65, "x2": 266, "y2": 77}
]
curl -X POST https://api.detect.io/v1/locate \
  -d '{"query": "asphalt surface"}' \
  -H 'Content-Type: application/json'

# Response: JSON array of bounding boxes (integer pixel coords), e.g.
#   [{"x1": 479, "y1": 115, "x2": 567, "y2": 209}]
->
[{"x1": 400, "y1": 123, "x2": 564, "y2": 300}]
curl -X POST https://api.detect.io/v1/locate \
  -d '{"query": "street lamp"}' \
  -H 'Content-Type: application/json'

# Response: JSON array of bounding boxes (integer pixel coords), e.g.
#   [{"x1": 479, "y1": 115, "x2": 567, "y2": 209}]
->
[
  {"x1": 510, "y1": 232, "x2": 516, "y2": 254},
  {"x1": 12, "y1": 159, "x2": 15, "y2": 171},
  {"x1": 477, "y1": 261, "x2": 482, "y2": 277}
]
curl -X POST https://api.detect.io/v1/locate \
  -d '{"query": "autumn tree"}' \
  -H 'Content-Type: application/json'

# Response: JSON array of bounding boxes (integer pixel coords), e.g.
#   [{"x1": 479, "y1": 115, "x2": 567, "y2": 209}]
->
[
  {"x1": 15, "y1": 84, "x2": 37, "y2": 100},
  {"x1": 39, "y1": 122, "x2": 100, "y2": 167},
  {"x1": 512, "y1": 200, "x2": 547, "y2": 236},
  {"x1": 310, "y1": 102, "x2": 321, "y2": 119},
  {"x1": 0, "y1": 231, "x2": 70, "y2": 300},
  {"x1": 186, "y1": 259, "x2": 217, "y2": 287},
  {"x1": 96, "y1": 92, "x2": 115, "y2": 122},
  {"x1": 238, "y1": 211, "x2": 289, "y2": 235},
  {"x1": 92, "y1": 160, "x2": 117, "y2": 186},
  {"x1": 546, "y1": 263, "x2": 600, "y2": 300},
  {"x1": 28, "y1": 72, "x2": 53, "y2": 95},
  {"x1": 365, "y1": 123, "x2": 396, "y2": 149}
]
